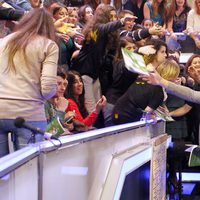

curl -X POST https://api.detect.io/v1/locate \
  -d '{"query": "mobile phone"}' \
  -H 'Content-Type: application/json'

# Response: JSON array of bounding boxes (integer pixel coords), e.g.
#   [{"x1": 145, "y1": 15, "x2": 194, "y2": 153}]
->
[{"x1": 65, "y1": 116, "x2": 74, "y2": 124}]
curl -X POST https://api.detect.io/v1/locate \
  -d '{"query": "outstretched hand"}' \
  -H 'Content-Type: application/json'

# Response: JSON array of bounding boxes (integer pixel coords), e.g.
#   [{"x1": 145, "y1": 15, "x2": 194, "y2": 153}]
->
[
  {"x1": 54, "y1": 17, "x2": 74, "y2": 34},
  {"x1": 121, "y1": 16, "x2": 137, "y2": 26},
  {"x1": 54, "y1": 16, "x2": 69, "y2": 28},
  {"x1": 94, "y1": 95, "x2": 107, "y2": 114},
  {"x1": 149, "y1": 22, "x2": 163, "y2": 36}
]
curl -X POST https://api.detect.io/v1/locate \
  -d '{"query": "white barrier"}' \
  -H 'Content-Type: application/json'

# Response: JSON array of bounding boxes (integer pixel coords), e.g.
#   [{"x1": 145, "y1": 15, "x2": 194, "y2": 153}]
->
[{"x1": 0, "y1": 120, "x2": 168, "y2": 200}]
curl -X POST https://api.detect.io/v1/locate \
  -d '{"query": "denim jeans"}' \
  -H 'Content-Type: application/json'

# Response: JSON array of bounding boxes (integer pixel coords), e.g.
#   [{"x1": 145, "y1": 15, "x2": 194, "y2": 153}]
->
[
  {"x1": 102, "y1": 103, "x2": 114, "y2": 127},
  {"x1": 0, "y1": 119, "x2": 47, "y2": 158}
]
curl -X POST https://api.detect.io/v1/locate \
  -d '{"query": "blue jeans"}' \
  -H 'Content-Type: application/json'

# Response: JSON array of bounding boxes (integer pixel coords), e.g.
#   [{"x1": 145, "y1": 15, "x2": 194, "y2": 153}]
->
[
  {"x1": 102, "y1": 103, "x2": 114, "y2": 127},
  {"x1": 0, "y1": 119, "x2": 47, "y2": 158}
]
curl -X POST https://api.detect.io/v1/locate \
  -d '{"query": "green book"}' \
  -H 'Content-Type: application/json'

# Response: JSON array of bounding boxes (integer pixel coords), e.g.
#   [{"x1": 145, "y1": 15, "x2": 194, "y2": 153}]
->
[
  {"x1": 121, "y1": 48, "x2": 149, "y2": 75},
  {"x1": 188, "y1": 146, "x2": 200, "y2": 167},
  {"x1": 45, "y1": 117, "x2": 65, "y2": 138}
]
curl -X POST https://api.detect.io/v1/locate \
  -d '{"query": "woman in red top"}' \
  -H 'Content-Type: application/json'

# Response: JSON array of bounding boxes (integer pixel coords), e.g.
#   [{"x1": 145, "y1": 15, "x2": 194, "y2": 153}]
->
[{"x1": 65, "y1": 70, "x2": 106, "y2": 127}]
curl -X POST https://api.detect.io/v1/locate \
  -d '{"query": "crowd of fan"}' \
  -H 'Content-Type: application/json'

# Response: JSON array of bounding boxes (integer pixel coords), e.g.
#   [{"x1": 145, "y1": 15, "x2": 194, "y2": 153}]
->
[{"x1": 1, "y1": 0, "x2": 200, "y2": 147}]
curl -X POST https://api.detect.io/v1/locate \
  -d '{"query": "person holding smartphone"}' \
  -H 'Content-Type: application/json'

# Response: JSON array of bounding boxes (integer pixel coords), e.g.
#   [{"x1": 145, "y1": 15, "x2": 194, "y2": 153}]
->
[
  {"x1": 45, "y1": 68, "x2": 75, "y2": 132},
  {"x1": 64, "y1": 70, "x2": 106, "y2": 127}
]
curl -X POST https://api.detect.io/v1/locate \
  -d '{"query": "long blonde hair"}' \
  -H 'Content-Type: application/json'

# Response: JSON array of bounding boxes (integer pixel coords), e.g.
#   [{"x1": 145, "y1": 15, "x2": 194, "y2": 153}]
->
[{"x1": 5, "y1": 8, "x2": 57, "y2": 72}]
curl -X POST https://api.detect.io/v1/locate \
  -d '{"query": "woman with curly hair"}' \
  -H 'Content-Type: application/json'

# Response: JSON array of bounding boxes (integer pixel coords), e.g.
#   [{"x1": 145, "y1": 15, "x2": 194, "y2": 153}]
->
[{"x1": 70, "y1": 4, "x2": 133, "y2": 113}]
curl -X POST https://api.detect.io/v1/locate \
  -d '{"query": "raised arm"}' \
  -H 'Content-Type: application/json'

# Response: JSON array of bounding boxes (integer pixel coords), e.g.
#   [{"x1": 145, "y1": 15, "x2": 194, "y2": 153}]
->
[
  {"x1": 98, "y1": 17, "x2": 136, "y2": 36},
  {"x1": 97, "y1": 20, "x2": 123, "y2": 36},
  {"x1": 166, "y1": 82, "x2": 200, "y2": 104},
  {"x1": 140, "y1": 69, "x2": 200, "y2": 104}
]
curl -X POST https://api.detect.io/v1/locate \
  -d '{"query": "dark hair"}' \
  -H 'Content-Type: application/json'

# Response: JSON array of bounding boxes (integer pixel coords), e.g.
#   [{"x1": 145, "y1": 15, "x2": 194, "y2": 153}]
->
[
  {"x1": 141, "y1": 18, "x2": 154, "y2": 27},
  {"x1": 118, "y1": 9, "x2": 134, "y2": 19},
  {"x1": 78, "y1": 4, "x2": 93, "y2": 24},
  {"x1": 64, "y1": 70, "x2": 88, "y2": 118},
  {"x1": 83, "y1": 4, "x2": 117, "y2": 41},
  {"x1": 168, "y1": 49, "x2": 181, "y2": 64},
  {"x1": 144, "y1": 38, "x2": 168, "y2": 65},
  {"x1": 57, "y1": 67, "x2": 67, "y2": 79},
  {"x1": 115, "y1": 37, "x2": 134, "y2": 61},
  {"x1": 49, "y1": 2, "x2": 68, "y2": 17},
  {"x1": 168, "y1": 49, "x2": 181, "y2": 55}
]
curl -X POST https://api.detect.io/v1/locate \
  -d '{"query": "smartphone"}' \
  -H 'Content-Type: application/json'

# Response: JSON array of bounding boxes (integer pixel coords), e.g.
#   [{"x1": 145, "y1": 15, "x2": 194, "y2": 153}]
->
[{"x1": 65, "y1": 116, "x2": 74, "y2": 124}]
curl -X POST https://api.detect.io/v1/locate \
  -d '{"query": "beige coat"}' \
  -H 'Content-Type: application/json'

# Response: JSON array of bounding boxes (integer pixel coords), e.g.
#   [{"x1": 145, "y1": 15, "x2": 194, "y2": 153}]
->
[{"x1": 0, "y1": 33, "x2": 59, "y2": 121}]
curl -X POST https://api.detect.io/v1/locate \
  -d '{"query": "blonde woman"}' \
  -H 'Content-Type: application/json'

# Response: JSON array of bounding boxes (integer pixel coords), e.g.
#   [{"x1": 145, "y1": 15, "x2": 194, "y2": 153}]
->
[
  {"x1": 140, "y1": 58, "x2": 200, "y2": 104},
  {"x1": 112, "y1": 59, "x2": 180, "y2": 124}
]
